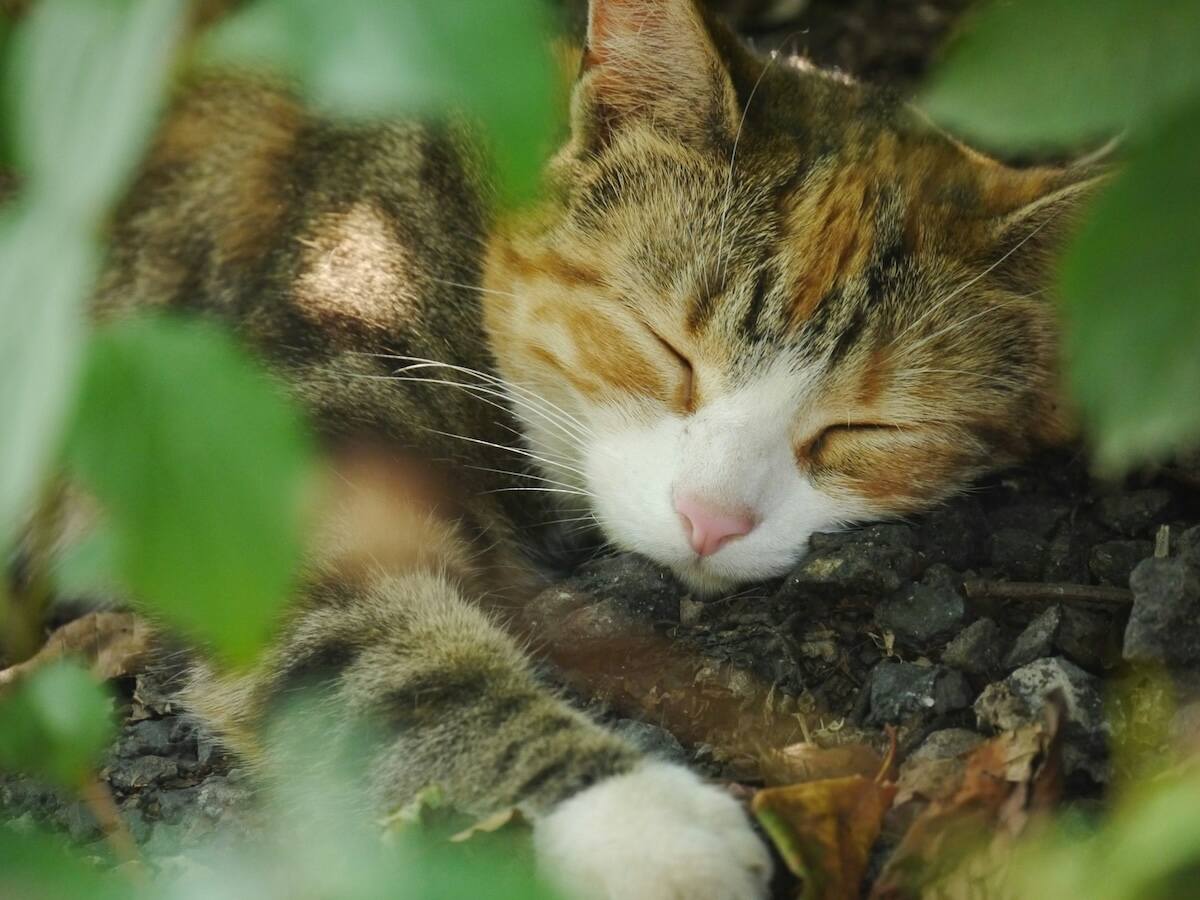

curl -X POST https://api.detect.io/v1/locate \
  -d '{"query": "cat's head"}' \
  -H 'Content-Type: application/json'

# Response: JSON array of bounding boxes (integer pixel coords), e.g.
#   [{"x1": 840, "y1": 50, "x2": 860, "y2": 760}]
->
[{"x1": 484, "y1": 0, "x2": 1100, "y2": 595}]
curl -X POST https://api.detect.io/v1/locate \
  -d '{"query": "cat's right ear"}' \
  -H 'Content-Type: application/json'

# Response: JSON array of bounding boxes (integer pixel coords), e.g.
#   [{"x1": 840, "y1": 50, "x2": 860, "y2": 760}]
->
[{"x1": 570, "y1": 0, "x2": 740, "y2": 151}]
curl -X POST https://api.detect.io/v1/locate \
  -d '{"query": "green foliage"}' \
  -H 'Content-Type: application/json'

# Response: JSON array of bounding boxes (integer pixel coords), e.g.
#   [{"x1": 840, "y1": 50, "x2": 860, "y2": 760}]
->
[
  {"x1": 0, "y1": 660, "x2": 113, "y2": 788},
  {"x1": 0, "y1": 0, "x2": 186, "y2": 546},
  {"x1": 204, "y1": 0, "x2": 559, "y2": 203},
  {"x1": 922, "y1": 0, "x2": 1200, "y2": 470},
  {"x1": 1061, "y1": 104, "x2": 1200, "y2": 469},
  {"x1": 0, "y1": 829, "x2": 128, "y2": 900},
  {"x1": 921, "y1": 0, "x2": 1200, "y2": 148},
  {"x1": 66, "y1": 317, "x2": 313, "y2": 665}
]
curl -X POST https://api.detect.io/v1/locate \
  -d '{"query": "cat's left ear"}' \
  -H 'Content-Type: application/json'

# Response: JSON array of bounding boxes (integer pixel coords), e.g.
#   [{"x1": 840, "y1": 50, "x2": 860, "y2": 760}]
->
[
  {"x1": 572, "y1": 0, "x2": 740, "y2": 150},
  {"x1": 985, "y1": 167, "x2": 1109, "y2": 293}
]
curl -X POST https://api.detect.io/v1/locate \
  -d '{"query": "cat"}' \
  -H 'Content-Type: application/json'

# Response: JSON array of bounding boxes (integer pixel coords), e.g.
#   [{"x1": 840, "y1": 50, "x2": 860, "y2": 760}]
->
[{"x1": 89, "y1": 0, "x2": 1101, "y2": 897}]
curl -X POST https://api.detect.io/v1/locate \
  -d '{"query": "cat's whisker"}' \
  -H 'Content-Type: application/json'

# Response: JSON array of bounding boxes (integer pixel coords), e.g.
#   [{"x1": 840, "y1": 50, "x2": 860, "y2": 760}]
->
[
  {"x1": 484, "y1": 486, "x2": 592, "y2": 498},
  {"x1": 427, "y1": 428, "x2": 589, "y2": 479},
  {"x1": 892, "y1": 218, "x2": 1055, "y2": 344},
  {"x1": 464, "y1": 464, "x2": 592, "y2": 496},
  {"x1": 716, "y1": 47, "x2": 780, "y2": 284},
  {"x1": 364, "y1": 353, "x2": 595, "y2": 440},
  {"x1": 429, "y1": 277, "x2": 521, "y2": 300},
  {"x1": 901, "y1": 291, "x2": 1043, "y2": 356}
]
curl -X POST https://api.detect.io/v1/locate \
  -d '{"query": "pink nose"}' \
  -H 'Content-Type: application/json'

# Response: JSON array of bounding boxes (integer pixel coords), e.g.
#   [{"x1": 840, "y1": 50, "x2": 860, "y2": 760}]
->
[{"x1": 674, "y1": 495, "x2": 756, "y2": 557}]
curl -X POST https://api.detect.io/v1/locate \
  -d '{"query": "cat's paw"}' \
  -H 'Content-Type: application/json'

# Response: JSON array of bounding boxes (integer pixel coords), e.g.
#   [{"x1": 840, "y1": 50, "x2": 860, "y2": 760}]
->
[{"x1": 533, "y1": 761, "x2": 772, "y2": 900}]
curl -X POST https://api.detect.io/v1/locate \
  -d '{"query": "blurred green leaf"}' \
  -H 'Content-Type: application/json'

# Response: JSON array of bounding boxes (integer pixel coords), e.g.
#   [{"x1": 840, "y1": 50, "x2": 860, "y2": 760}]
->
[
  {"x1": 921, "y1": 0, "x2": 1200, "y2": 148},
  {"x1": 1060, "y1": 103, "x2": 1200, "y2": 470},
  {"x1": 0, "y1": 210, "x2": 94, "y2": 545},
  {"x1": 0, "y1": 828, "x2": 129, "y2": 900},
  {"x1": 65, "y1": 317, "x2": 314, "y2": 664},
  {"x1": 205, "y1": 0, "x2": 558, "y2": 202},
  {"x1": 0, "y1": 660, "x2": 113, "y2": 787},
  {"x1": 6, "y1": 0, "x2": 187, "y2": 220}
]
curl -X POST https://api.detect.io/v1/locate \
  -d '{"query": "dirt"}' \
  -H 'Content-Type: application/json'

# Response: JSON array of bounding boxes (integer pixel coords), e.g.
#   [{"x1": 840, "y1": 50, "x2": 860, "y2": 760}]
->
[{"x1": 5, "y1": 0, "x2": 1200, "y2": 892}]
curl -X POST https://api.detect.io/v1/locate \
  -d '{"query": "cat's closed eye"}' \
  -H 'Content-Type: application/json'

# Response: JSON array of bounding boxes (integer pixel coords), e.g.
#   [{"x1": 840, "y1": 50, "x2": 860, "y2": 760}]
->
[
  {"x1": 798, "y1": 422, "x2": 896, "y2": 462},
  {"x1": 647, "y1": 327, "x2": 696, "y2": 412}
]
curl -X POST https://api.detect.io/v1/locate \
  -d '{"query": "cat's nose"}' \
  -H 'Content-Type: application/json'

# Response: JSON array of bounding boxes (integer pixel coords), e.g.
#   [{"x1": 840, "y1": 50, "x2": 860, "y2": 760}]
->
[{"x1": 674, "y1": 495, "x2": 756, "y2": 557}]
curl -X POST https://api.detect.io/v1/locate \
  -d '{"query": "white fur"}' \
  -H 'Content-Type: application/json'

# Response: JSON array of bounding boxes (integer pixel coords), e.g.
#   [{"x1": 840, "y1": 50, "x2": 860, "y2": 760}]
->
[
  {"x1": 583, "y1": 359, "x2": 868, "y2": 594},
  {"x1": 534, "y1": 762, "x2": 772, "y2": 900}
]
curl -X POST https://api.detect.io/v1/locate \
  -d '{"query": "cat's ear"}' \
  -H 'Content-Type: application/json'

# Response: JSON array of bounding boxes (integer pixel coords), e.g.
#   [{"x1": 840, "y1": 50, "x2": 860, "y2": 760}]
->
[
  {"x1": 573, "y1": 0, "x2": 740, "y2": 149},
  {"x1": 985, "y1": 167, "x2": 1109, "y2": 294}
]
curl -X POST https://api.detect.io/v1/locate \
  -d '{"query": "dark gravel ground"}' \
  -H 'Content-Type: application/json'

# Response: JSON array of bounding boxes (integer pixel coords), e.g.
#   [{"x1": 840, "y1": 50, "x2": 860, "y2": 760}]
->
[{"x1": 6, "y1": 0, "x2": 1200, "y2": 889}]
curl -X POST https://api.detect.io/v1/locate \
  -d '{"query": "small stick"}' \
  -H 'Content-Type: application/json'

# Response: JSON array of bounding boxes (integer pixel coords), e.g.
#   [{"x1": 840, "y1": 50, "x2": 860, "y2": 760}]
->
[
  {"x1": 962, "y1": 579, "x2": 1133, "y2": 608},
  {"x1": 80, "y1": 777, "x2": 142, "y2": 869},
  {"x1": 1155, "y1": 525, "x2": 1171, "y2": 559}
]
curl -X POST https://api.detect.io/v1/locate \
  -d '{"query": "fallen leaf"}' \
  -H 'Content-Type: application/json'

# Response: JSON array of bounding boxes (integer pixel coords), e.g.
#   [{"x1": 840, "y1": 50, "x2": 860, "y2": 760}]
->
[
  {"x1": 870, "y1": 698, "x2": 1065, "y2": 899},
  {"x1": 754, "y1": 732, "x2": 898, "y2": 899},
  {"x1": 0, "y1": 611, "x2": 154, "y2": 689},
  {"x1": 766, "y1": 741, "x2": 888, "y2": 786}
]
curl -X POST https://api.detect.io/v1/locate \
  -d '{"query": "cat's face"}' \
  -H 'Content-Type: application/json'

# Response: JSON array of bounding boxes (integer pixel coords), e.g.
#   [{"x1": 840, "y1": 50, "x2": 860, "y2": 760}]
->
[{"x1": 485, "y1": 0, "x2": 1095, "y2": 595}]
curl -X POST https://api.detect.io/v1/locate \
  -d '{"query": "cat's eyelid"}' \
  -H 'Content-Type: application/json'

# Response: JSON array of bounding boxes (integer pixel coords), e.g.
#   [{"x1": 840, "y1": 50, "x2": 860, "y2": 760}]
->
[{"x1": 643, "y1": 323, "x2": 695, "y2": 411}]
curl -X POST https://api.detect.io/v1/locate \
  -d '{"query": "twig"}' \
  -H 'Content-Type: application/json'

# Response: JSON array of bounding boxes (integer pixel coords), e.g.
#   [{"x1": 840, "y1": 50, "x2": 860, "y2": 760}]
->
[
  {"x1": 962, "y1": 579, "x2": 1133, "y2": 608},
  {"x1": 1155, "y1": 525, "x2": 1171, "y2": 559},
  {"x1": 80, "y1": 777, "x2": 142, "y2": 870}
]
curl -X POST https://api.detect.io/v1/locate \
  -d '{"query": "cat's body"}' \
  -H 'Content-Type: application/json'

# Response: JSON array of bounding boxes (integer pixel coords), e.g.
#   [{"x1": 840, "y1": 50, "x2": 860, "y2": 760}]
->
[{"x1": 89, "y1": 1, "x2": 1099, "y2": 897}]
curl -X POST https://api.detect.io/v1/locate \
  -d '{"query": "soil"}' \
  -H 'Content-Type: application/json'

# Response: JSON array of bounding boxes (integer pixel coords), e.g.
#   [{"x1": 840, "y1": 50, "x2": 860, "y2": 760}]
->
[{"x1": 5, "y1": 0, "x2": 1200, "y2": 894}]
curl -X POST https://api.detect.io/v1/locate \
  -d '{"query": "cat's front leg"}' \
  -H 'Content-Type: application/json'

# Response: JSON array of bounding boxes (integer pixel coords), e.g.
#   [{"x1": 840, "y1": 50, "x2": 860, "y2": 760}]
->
[
  {"x1": 183, "y1": 566, "x2": 771, "y2": 900},
  {"x1": 535, "y1": 760, "x2": 773, "y2": 900}
]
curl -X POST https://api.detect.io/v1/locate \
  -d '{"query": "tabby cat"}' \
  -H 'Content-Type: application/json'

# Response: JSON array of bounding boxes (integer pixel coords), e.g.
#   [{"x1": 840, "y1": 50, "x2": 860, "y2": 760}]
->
[{"x1": 92, "y1": 0, "x2": 1099, "y2": 897}]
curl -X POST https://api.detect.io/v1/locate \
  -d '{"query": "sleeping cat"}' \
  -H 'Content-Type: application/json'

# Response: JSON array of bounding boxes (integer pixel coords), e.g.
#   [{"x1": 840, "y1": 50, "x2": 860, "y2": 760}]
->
[{"x1": 91, "y1": 0, "x2": 1099, "y2": 897}]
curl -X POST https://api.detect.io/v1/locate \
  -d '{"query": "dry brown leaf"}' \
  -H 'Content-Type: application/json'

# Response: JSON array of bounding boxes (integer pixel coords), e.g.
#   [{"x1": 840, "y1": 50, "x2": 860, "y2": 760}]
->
[
  {"x1": 0, "y1": 611, "x2": 155, "y2": 688},
  {"x1": 767, "y1": 741, "x2": 887, "y2": 786},
  {"x1": 754, "y1": 733, "x2": 898, "y2": 899},
  {"x1": 870, "y1": 699, "x2": 1064, "y2": 900}
]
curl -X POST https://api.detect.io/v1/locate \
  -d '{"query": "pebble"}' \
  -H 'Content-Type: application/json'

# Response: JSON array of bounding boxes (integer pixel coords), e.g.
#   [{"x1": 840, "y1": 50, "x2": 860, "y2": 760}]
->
[
  {"x1": 782, "y1": 525, "x2": 921, "y2": 600},
  {"x1": 1124, "y1": 557, "x2": 1200, "y2": 669},
  {"x1": 1088, "y1": 540, "x2": 1154, "y2": 586},
  {"x1": 1093, "y1": 489, "x2": 1175, "y2": 537},
  {"x1": 1004, "y1": 607, "x2": 1062, "y2": 669},
  {"x1": 611, "y1": 719, "x2": 689, "y2": 765},
  {"x1": 866, "y1": 661, "x2": 973, "y2": 725},
  {"x1": 942, "y1": 618, "x2": 1006, "y2": 676},
  {"x1": 974, "y1": 657, "x2": 1108, "y2": 781},
  {"x1": 875, "y1": 565, "x2": 967, "y2": 648}
]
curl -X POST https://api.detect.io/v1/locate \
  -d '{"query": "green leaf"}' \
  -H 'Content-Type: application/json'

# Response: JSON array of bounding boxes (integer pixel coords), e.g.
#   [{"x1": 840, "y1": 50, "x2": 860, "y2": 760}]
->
[
  {"x1": 1060, "y1": 102, "x2": 1200, "y2": 470},
  {"x1": 0, "y1": 829, "x2": 131, "y2": 900},
  {"x1": 0, "y1": 660, "x2": 113, "y2": 787},
  {"x1": 0, "y1": 210, "x2": 94, "y2": 545},
  {"x1": 920, "y1": 0, "x2": 1200, "y2": 149},
  {"x1": 66, "y1": 317, "x2": 314, "y2": 664},
  {"x1": 205, "y1": 0, "x2": 558, "y2": 202},
  {"x1": 6, "y1": 0, "x2": 187, "y2": 220}
]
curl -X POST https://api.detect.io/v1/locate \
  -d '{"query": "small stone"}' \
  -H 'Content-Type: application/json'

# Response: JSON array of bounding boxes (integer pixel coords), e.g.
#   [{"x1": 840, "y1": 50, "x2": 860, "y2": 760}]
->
[
  {"x1": 611, "y1": 719, "x2": 688, "y2": 765},
  {"x1": 875, "y1": 565, "x2": 967, "y2": 648},
  {"x1": 57, "y1": 801, "x2": 101, "y2": 844},
  {"x1": 942, "y1": 618, "x2": 1006, "y2": 676},
  {"x1": 1124, "y1": 558, "x2": 1200, "y2": 668},
  {"x1": 1093, "y1": 489, "x2": 1175, "y2": 537},
  {"x1": 1004, "y1": 606, "x2": 1062, "y2": 669},
  {"x1": 107, "y1": 755, "x2": 179, "y2": 791},
  {"x1": 679, "y1": 597, "x2": 706, "y2": 626},
  {"x1": 120, "y1": 719, "x2": 174, "y2": 757},
  {"x1": 1089, "y1": 540, "x2": 1154, "y2": 586},
  {"x1": 907, "y1": 728, "x2": 984, "y2": 763},
  {"x1": 783, "y1": 525, "x2": 920, "y2": 601},
  {"x1": 987, "y1": 528, "x2": 1047, "y2": 581},
  {"x1": 195, "y1": 775, "x2": 252, "y2": 820},
  {"x1": 1179, "y1": 526, "x2": 1200, "y2": 569},
  {"x1": 866, "y1": 661, "x2": 973, "y2": 726},
  {"x1": 974, "y1": 657, "x2": 1108, "y2": 781},
  {"x1": 571, "y1": 554, "x2": 681, "y2": 622},
  {"x1": 1054, "y1": 606, "x2": 1113, "y2": 672}
]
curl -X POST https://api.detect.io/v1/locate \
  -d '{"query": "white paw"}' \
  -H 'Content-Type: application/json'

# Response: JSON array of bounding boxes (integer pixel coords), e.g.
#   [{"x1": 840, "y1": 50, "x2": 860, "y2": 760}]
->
[{"x1": 533, "y1": 762, "x2": 773, "y2": 900}]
